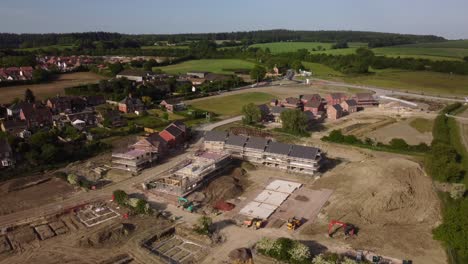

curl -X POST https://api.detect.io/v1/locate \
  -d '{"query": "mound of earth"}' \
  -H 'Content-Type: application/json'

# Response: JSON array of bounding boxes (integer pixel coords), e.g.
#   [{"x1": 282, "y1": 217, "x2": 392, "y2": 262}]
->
[
  {"x1": 80, "y1": 223, "x2": 134, "y2": 248},
  {"x1": 228, "y1": 248, "x2": 253, "y2": 263},
  {"x1": 202, "y1": 167, "x2": 248, "y2": 205}
]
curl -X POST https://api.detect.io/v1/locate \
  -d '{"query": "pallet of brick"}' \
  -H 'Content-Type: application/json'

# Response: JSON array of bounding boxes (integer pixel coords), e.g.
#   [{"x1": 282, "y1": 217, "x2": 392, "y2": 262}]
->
[
  {"x1": 34, "y1": 225, "x2": 55, "y2": 241},
  {"x1": 49, "y1": 221, "x2": 69, "y2": 235},
  {"x1": 0, "y1": 236, "x2": 12, "y2": 254}
]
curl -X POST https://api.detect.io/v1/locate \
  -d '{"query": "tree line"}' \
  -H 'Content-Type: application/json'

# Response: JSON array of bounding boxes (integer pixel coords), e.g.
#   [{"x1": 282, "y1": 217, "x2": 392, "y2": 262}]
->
[{"x1": 0, "y1": 30, "x2": 446, "y2": 49}]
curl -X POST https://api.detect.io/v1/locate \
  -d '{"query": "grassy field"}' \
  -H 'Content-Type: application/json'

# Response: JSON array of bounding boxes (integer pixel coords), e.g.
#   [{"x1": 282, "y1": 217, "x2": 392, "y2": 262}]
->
[
  {"x1": 0, "y1": 72, "x2": 107, "y2": 104},
  {"x1": 141, "y1": 45, "x2": 189, "y2": 50},
  {"x1": 373, "y1": 40, "x2": 468, "y2": 61},
  {"x1": 154, "y1": 59, "x2": 256, "y2": 74},
  {"x1": 250, "y1": 42, "x2": 333, "y2": 54},
  {"x1": 410, "y1": 118, "x2": 434, "y2": 133},
  {"x1": 339, "y1": 69, "x2": 468, "y2": 97},
  {"x1": 190, "y1": 92, "x2": 275, "y2": 116},
  {"x1": 302, "y1": 62, "x2": 344, "y2": 77}
]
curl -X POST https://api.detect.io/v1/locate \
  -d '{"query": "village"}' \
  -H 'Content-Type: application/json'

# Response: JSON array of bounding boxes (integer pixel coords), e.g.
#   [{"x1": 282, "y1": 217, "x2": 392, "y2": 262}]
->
[{"x1": 0, "y1": 55, "x2": 452, "y2": 264}]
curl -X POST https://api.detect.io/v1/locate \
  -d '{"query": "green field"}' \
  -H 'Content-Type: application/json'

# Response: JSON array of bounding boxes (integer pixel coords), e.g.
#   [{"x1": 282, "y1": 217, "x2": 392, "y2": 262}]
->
[
  {"x1": 373, "y1": 40, "x2": 468, "y2": 60},
  {"x1": 409, "y1": 118, "x2": 434, "y2": 133},
  {"x1": 190, "y1": 92, "x2": 275, "y2": 116},
  {"x1": 251, "y1": 42, "x2": 333, "y2": 54},
  {"x1": 340, "y1": 69, "x2": 468, "y2": 97},
  {"x1": 141, "y1": 45, "x2": 189, "y2": 50},
  {"x1": 154, "y1": 59, "x2": 256, "y2": 74},
  {"x1": 302, "y1": 62, "x2": 344, "y2": 77},
  {"x1": 16, "y1": 44, "x2": 75, "y2": 51}
]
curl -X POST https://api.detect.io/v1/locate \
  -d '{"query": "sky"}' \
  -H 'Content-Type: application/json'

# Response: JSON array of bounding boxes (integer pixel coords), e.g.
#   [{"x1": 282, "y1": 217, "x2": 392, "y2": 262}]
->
[{"x1": 0, "y1": 0, "x2": 467, "y2": 39}]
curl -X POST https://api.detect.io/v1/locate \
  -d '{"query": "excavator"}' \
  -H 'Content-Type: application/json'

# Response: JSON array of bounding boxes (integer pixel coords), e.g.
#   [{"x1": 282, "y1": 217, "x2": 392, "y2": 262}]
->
[
  {"x1": 287, "y1": 217, "x2": 302, "y2": 230},
  {"x1": 328, "y1": 220, "x2": 356, "y2": 238},
  {"x1": 177, "y1": 197, "x2": 194, "y2": 213}
]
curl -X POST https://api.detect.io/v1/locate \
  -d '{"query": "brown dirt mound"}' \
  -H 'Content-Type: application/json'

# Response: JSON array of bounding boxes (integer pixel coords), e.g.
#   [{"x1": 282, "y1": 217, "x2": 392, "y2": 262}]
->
[
  {"x1": 80, "y1": 223, "x2": 134, "y2": 248},
  {"x1": 203, "y1": 167, "x2": 248, "y2": 205},
  {"x1": 228, "y1": 247, "x2": 253, "y2": 263},
  {"x1": 321, "y1": 158, "x2": 439, "y2": 226}
]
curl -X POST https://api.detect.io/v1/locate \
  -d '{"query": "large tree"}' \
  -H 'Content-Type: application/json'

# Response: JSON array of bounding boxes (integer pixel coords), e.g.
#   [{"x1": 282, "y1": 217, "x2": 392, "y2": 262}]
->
[
  {"x1": 242, "y1": 103, "x2": 262, "y2": 125},
  {"x1": 280, "y1": 109, "x2": 308, "y2": 135},
  {"x1": 250, "y1": 65, "x2": 267, "y2": 82},
  {"x1": 24, "y1": 88, "x2": 35, "y2": 103}
]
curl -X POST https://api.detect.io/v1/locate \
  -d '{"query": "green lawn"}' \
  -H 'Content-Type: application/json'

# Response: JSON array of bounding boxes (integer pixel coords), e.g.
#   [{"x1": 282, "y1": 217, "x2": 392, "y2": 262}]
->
[
  {"x1": 302, "y1": 62, "x2": 344, "y2": 77},
  {"x1": 154, "y1": 59, "x2": 256, "y2": 74},
  {"x1": 190, "y1": 92, "x2": 275, "y2": 116},
  {"x1": 410, "y1": 118, "x2": 434, "y2": 133},
  {"x1": 339, "y1": 69, "x2": 468, "y2": 97}
]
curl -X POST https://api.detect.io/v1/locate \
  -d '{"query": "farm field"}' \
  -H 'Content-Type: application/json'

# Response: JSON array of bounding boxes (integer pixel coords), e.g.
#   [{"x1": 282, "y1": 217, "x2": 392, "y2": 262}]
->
[
  {"x1": 373, "y1": 40, "x2": 468, "y2": 60},
  {"x1": 250, "y1": 42, "x2": 333, "y2": 54},
  {"x1": 141, "y1": 45, "x2": 189, "y2": 50},
  {"x1": 154, "y1": 59, "x2": 256, "y2": 74},
  {"x1": 0, "y1": 72, "x2": 107, "y2": 104},
  {"x1": 189, "y1": 92, "x2": 275, "y2": 116},
  {"x1": 302, "y1": 62, "x2": 344, "y2": 78},
  {"x1": 16, "y1": 44, "x2": 75, "y2": 51},
  {"x1": 339, "y1": 69, "x2": 468, "y2": 97}
]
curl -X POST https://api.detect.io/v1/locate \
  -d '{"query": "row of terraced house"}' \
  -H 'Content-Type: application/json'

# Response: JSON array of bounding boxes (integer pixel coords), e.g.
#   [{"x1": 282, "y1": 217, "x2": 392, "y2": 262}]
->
[{"x1": 204, "y1": 131, "x2": 322, "y2": 175}]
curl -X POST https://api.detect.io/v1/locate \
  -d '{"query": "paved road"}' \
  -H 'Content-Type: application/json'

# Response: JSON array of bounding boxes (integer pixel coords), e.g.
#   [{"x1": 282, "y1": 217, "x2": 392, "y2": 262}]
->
[
  {"x1": 308, "y1": 78, "x2": 467, "y2": 102},
  {"x1": 197, "y1": 116, "x2": 243, "y2": 131}
]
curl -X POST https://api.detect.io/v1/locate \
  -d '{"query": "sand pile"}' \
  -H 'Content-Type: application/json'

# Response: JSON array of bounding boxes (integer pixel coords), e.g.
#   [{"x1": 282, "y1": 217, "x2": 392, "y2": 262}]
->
[
  {"x1": 203, "y1": 167, "x2": 247, "y2": 204},
  {"x1": 80, "y1": 223, "x2": 134, "y2": 248},
  {"x1": 320, "y1": 158, "x2": 440, "y2": 226}
]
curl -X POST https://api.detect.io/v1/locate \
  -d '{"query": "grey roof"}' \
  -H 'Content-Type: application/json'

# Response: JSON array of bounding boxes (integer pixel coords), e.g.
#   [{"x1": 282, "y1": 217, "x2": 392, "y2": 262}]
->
[
  {"x1": 271, "y1": 106, "x2": 287, "y2": 114},
  {"x1": 355, "y1": 93, "x2": 375, "y2": 101},
  {"x1": 344, "y1": 99, "x2": 357, "y2": 107},
  {"x1": 305, "y1": 100, "x2": 322, "y2": 108},
  {"x1": 331, "y1": 104, "x2": 343, "y2": 111},
  {"x1": 164, "y1": 124, "x2": 184, "y2": 138},
  {"x1": 257, "y1": 104, "x2": 270, "y2": 115},
  {"x1": 265, "y1": 142, "x2": 291, "y2": 155},
  {"x1": 205, "y1": 131, "x2": 228, "y2": 142},
  {"x1": 245, "y1": 136, "x2": 269, "y2": 150},
  {"x1": 289, "y1": 145, "x2": 319, "y2": 160},
  {"x1": 225, "y1": 135, "x2": 247, "y2": 147},
  {"x1": 302, "y1": 94, "x2": 321, "y2": 101},
  {"x1": 284, "y1": 97, "x2": 301, "y2": 105}
]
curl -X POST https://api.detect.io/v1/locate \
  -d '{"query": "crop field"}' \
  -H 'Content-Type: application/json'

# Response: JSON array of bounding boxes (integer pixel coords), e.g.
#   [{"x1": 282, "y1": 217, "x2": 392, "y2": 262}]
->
[
  {"x1": 250, "y1": 42, "x2": 333, "y2": 53},
  {"x1": 154, "y1": 59, "x2": 256, "y2": 74},
  {"x1": 373, "y1": 40, "x2": 468, "y2": 60},
  {"x1": 16, "y1": 44, "x2": 75, "y2": 51},
  {"x1": 141, "y1": 45, "x2": 189, "y2": 50},
  {"x1": 0, "y1": 72, "x2": 107, "y2": 104},
  {"x1": 302, "y1": 62, "x2": 344, "y2": 77},
  {"x1": 340, "y1": 69, "x2": 468, "y2": 97},
  {"x1": 189, "y1": 92, "x2": 275, "y2": 116}
]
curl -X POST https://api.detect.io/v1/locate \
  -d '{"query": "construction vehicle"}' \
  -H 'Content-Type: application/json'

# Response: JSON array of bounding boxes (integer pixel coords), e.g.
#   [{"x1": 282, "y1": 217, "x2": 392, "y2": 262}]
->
[
  {"x1": 287, "y1": 217, "x2": 301, "y2": 230},
  {"x1": 177, "y1": 197, "x2": 194, "y2": 213},
  {"x1": 243, "y1": 218, "x2": 264, "y2": 229},
  {"x1": 328, "y1": 220, "x2": 356, "y2": 238}
]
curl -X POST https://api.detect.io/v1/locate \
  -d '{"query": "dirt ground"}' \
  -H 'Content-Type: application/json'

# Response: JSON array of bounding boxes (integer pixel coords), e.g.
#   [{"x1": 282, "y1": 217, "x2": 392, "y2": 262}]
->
[
  {"x1": 0, "y1": 72, "x2": 107, "y2": 104},
  {"x1": 0, "y1": 176, "x2": 77, "y2": 216},
  {"x1": 300, "y1": 156, "x2": 446, "y2": 264},
  {"x1": 366, "y1": 117, "x2": 434, "y2": 145}
]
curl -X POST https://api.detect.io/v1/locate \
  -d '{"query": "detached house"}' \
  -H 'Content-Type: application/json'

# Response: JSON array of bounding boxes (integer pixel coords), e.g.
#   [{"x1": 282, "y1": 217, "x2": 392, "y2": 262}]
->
[
  {"x1": 303, "y1": 100, "x2": 325, "y2": 116},
  {"x1": 327, "y1": 104, "x2": 344, "y2": 120},
  {"x1": 282, "y1": 97, "x2": 303, "y2": 109},
  {"x1": 159, "y1": 122, "x2": 187, "y2": 148},
  {"x1": 160, "y1": 98, "x2": 186, "y2": 113},
  {"x1": 353, "y1": 93, "x2": 378, "y2": 107},
  {"x1": 326, "y1": 93, "x2": 347, "y2": 106},
  {"x1": 301, "y1": 94, "x2": 322, "y2": 104},
  {"x1": 118, "y1": 96, "x2": 144, "y2": 114},
  {"x1": 271, "y1": 106, "x2": 287, "y2": 123},
  {"x1": 116, "y1": 69, "x2": 155, "y2": 82},
  {"x1": 20, "y1": 104, "x2": 53, "y2": 129},
  {"x1": 341, "y1": 99, "x2": 358, "y2": 114},
  {"x1": 0, "y1": 138, "x2": 14, "y2": 168}
]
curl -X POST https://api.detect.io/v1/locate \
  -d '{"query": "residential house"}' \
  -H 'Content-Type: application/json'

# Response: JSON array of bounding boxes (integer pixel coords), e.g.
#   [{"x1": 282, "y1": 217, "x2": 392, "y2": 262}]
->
[
  {"x1": 353, "y1": 93, "x2": 378, "y2": 107},
  {"x1": 20, "y1": 104, "x2": 53, "y2": 129},
  {"x1": 327, "y1": 104, "x2": 344, "y2": 120},
  {"x1": 243, "y1": 136, "x2": 269, "y2": 163},
  {"x1": 264, "y1": 142, "x2": 291, "y2": 170},
  {"x1": 116, "y1": 69, "x2": 155, "y2": 82},
  {"x1": 205, "y1": 73, "x2": 233, "y2": 82},
  {"x1": 301, "y1": 94, "x2": 322, "y2": 104},
  {"x1": 271, "y1": 106, "x2": 287, "y2": 123},
  {"x1": 257, "y1": 104, "x2": 271, "y2": 121},
  {"x1": 288, "y1": 145, "x2": 322, "y2": 175},
  {"x1": 341, "y1": 99, "x2": 358, "y2": 114},
  {"x1": 204, "y1": 131, "x2": 228, "y2": 151},
  {"x1": 159, "y1": 122, "x2": 187, "y2": 148},
  {"x1": 326, "y1": 93, "x2": 347, "y2": 106},
  {"x1": 118, "y1": 96, "x2": 144, "y2": 114},
  {"x1": 186, "y1": 71, "x2": 209, "y2": 79},
  {"x1": 6, "y1": 102, "x2": 26, "y2": 118},
  {"x1": 282, "y1": 97, "x2": 303, "y2": 109},
  {"x1": 54, "y1": 108, "x2": 97, "y2": 129},
  {"x1": 0, "y1": 138, "x2": 14, "y2": 168},
  {"x1": 1, "y1": 120, "x2": 29, "y2": 138},
  {"x1": 303, "y1": 110, "x2": 315, "y2": 124},
  {"x1": 47, "y1": 96, "x2": 86, "y2": 114},
  {"x1": 224, "y1": 135, "x2": 247, "y2": 158},
  {"x1": 133, "y1": 133, "x2": 168, "y2": 156},
  {"x1": 98, "y1": 110, "x2": 127, "y2": 127},
  {"x1": 160, "y1": 98, "x2": 186, "y2": 113},
  {"x1": 303, "y1": 100, "x2": 325, "y2": 116},
  {"x1": 111, "y1": 149, "x2": 152, "y2": 173},
  {"x1": 82, "y1": 95, "x2": 106, "y2": 107}
]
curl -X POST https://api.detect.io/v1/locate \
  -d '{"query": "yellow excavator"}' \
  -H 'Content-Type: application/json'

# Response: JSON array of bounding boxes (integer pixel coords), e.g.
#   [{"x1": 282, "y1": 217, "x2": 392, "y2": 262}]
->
[{"x1": 287, "y1": 217, "x2": 301, "y2": 230}]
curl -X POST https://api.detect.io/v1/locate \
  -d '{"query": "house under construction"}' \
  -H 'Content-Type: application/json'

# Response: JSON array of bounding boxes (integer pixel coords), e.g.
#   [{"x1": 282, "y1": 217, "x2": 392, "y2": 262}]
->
[
  {"x1": 204, "y1": 131, "x2": 322, "y2": 175},
  {"x1": 144, "y1": 150, "x2": 231, "y2": 197}
]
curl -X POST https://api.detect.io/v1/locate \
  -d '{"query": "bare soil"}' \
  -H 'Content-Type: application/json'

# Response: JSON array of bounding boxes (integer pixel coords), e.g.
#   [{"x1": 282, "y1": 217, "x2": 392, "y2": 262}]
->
[
  {"x1": 0, "y1": 176, "x2": 77, "y2": 216},
  {"x1": 366, "y1": 117, "x2": 433, "y2": 145},
  {"x1": 0, "y1": 72, "x2": 107, "y2": 104}
]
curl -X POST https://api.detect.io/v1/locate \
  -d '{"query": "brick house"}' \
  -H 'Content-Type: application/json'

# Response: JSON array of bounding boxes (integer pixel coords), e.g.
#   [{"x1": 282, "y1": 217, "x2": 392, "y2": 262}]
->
[
  {"x1": 19, "y1": 104, "x2": 53, "y2": 129},
  {"x1": 353, "y1": 93, "x2": 378, "y2": 107},
  {"x1": 282, "y1": 97, "x2": 303, "y2": 109},
  {"x1": 326, "y1": 93, "x2": 347, "y2": 106},
  {"x1": 303, "y1": 100, "x2": 325, "y2": 115},
  {"x1": 327, "y1": 104, "x2": 344, "y2": 120},
  {"x1": 158, "y1": 122, "x2": 187, "y2": 148},
  {"x1": 160, "y1": 98, "x2": 186, "y2": 113},
  {"x1": 341, "y1": 99, "x2": 358, "y2": 114},
  {"x1": 118, "y1": 96, "x2": 144, "y2": 114},
  {"x1": 132, "y1": 133, "x2": 168, "y2": 157},
  {"x1": 82, "y1": 95, "x2": 106, "y2": 107},
  {"x1": 301, "y1": 94, "x2": 321, "y2": 104}
]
